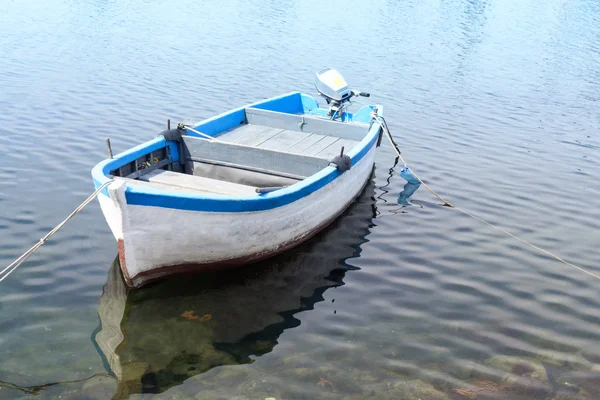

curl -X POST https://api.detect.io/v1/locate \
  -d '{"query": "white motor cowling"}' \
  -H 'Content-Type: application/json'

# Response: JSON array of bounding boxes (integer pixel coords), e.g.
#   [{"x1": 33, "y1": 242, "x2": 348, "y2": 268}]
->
[
  {"x1": 315, "y1": 68, "x2": 352, "y2": 103},
  {"x1": 314, "y1": 68, "x2": 370, "y2": 119}
]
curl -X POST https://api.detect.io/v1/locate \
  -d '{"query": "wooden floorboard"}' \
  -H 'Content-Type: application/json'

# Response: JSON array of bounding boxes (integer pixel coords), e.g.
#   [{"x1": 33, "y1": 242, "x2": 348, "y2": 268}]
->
[
  {"x1": 287, "y1": 133, "x2": 327, "y2": 154},
  {"x1": 316, "y1": 138, "x2": 360, "y2": 159},
  {"x1": 257, "y1": 130, "x2": 312, "y2": 152},
  {"x1": 217, "y1": 124, "x2": 282, "y2": 145},
  {"x1": 215, "y1": 123, "x2": 361, "y2": 159},
  {"x1": 234, "y1": 126, "x2": 284, "y2": 146},
  {"x1": 303, "y1": 136, "x2": 340, "y2": 156},
  {"x1": 140, "y1": 169, "x2": 256, "y2": 195},
  {"x1": 216, "y1": 124, "x2": 254, "y2": 143}
]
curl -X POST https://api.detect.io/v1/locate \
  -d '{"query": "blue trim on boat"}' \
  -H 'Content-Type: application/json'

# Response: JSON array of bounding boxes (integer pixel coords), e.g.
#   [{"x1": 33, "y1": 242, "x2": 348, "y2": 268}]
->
[
  {"x1": 188, "y1": 92, "x2": 303, "y2": 139},
  {"x1": 303, "y1": 103, "x2": 375, "y2": 124},
  {"x1": 92, "y1": 137, "x2": 168, "y2": 197},
  {"x1": 166, "y1": 140, "x2": 180, "y2": 164},
  {"x1": 125, "y1": 132, "x2": 379, "y2": 212},
  {"x1": 192, "y1": 108, "x2": 246, "y2": 137},
  {"x1": 91, "y1": 93, "x2": 383, "y2": 212},
  {"x1": 353, "y1": 105, "x2": 378, "y2": 124},
  {"x1": 300, "y1": 93, "x2": 319, "y2": 114},
  {"x1": 250, "y1": 92, "x2": 304, "y2": 114}
]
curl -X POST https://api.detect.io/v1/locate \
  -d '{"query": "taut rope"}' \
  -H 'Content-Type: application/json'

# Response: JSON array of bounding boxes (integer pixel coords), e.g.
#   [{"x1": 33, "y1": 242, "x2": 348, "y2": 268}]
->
[
  {"x1": 0, "y1": 181, "x2": 112, "y2": 283},
  {"x1": 371, "y1": 112, "x2": 600, "y2": 281}
]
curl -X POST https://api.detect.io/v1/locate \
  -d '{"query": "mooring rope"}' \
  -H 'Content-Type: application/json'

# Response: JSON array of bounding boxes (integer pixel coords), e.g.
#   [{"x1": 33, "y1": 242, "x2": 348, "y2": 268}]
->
[
  {"x1": 0, "y1": 181, "x2": 112, "y2": 283},
  {"x1": 3, "y1": 118, "x2": 597, "y2": 283},
  {"x1": 371, "y1": 113, "x2": 600, "y2": 281},
  {"x1": 183, "y1": 125, "x2": 225, "y2": 142}
]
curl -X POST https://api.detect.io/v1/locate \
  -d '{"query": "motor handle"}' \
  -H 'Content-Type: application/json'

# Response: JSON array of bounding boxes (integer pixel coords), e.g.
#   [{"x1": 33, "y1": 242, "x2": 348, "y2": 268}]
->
[{"x1": 350, "y1": 90, "x2": 371, "y2": 99}]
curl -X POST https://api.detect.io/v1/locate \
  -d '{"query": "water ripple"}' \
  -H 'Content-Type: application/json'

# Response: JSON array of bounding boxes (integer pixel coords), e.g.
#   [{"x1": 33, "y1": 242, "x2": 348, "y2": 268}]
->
[{"x1": 1, "y1": 0, "x2": 600, "y2": 398}]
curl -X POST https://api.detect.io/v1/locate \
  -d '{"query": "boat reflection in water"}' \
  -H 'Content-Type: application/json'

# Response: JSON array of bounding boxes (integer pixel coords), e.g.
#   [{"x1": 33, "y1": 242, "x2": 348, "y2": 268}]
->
[{"x1": 94, "y1": 175, "x2": 388, "y2": 397}]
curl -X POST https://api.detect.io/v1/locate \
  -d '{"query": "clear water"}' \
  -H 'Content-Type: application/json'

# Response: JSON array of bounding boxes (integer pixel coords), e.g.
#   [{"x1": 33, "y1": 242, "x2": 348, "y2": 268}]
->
[{"x1": 1, "y1": 0, "x2": 599, "y2": 399}]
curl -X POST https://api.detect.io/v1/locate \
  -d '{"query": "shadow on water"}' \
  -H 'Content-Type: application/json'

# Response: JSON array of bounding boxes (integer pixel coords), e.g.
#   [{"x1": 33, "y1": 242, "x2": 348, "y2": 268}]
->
[{"x1": 93, "y1": 172, "x2": 382, "y2": 398}]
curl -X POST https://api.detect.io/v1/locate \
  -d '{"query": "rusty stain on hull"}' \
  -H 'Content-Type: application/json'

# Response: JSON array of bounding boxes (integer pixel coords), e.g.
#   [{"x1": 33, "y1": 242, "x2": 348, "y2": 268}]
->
[{"x1": 117, "y1": 238, "x2": 133, "y2": 287}]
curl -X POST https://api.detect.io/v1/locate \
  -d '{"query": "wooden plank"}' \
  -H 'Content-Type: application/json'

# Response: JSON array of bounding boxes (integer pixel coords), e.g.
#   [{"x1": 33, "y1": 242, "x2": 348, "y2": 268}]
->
[
  {"x1": 187, "y1": 157, "x2": 307, "y2": 181},
  {"x1": 245, "y1": 107, "x2": 368, "y2": 141},
  {"x1": 188, "y1": 160, "x2": 301, "y2": 187},
  {"x1": 303, "y1": 136, "x2": 340, "y2": 157},
  {"x1": 240, "y1": 127, "x2": 286, "y2": 147},
  {"x1": 139, "y1": 169, "x2": 257, "y2": 196},
  {"x1": 218, "y1": 124, "x2": 283, "y2": 145},
  {"x1": 340, "y1": 138, "x2": 361, "y2": 152},
  {"x1": 316, "y1": 139, "x2": 361, "y2": 159},
  {"x1": 257, "y1": 130, "x2": 311, "y2": 152},
  {"x1": 287, "y1": 133, "x2": 327, "y2": 155},
  {"x1": 182, "y1": 136, "x2": 331, "y2": 178},
  {"x1": 123, "y1": 177, "x2": 241, "y2": 196},
  {"x1": 215, "y1": 124, "x2": 252, "y2": 143}
]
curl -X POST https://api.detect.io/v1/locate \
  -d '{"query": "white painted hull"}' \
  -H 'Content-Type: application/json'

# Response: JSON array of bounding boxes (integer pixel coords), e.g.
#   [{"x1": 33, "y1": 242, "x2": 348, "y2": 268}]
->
[{"x1": 98, "y1": 145, "x2": 376, "y2": 288}]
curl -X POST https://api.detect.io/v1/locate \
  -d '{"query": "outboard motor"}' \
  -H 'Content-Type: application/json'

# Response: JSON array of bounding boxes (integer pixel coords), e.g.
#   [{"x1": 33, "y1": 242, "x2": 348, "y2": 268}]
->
[{"x1": 315, "y1": 68, "x2": 370, "y2": 119}]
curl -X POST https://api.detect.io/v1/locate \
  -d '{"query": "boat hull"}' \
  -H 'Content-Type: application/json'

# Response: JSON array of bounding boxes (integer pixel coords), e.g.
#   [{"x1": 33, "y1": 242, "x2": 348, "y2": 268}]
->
[
  {"x1": 98, "y1": 144, "x2": 377, "y2": 288},
  {"x1": 94, "y1": 176, "x2": 376, "y2": 397}
]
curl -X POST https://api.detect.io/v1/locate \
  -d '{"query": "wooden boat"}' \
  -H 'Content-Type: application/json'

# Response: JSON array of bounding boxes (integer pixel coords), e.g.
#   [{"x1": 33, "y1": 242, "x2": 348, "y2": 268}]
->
[
  {"x1": 91, "y1": 68, "x2": 383, "y2": 288},
  {"x1": 94, "y1": 178, "x2": 377, "y2": 397}
]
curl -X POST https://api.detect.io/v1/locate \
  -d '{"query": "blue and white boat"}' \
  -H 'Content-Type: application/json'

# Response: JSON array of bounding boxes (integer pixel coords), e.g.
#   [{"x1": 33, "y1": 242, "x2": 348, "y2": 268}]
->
[{"x1": 92, "y1": 68, "x2": 383, "y2": 288}]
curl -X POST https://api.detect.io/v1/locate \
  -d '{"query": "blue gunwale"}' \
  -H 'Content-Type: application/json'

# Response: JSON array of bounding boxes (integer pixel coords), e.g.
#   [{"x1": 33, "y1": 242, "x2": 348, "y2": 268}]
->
[{"x1": 91, "y1": 92, "x2": 383, "y2": 213}]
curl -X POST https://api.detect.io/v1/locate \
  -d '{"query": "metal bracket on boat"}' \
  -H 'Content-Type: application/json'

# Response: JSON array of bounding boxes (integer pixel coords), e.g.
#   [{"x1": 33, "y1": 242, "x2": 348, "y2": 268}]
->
[
  {"x1": 329, "y1": 146, "x2": 351, "y2": 171},
  {"x1": 297, "y1": 116, "x2": 307, "y2": 131}
]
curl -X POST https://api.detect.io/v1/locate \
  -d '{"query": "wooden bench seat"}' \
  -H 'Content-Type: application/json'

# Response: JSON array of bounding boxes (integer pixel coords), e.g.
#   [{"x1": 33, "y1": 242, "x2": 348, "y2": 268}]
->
[{"x1": 139, "y1": 169, "x2": 257, "y2": 196}]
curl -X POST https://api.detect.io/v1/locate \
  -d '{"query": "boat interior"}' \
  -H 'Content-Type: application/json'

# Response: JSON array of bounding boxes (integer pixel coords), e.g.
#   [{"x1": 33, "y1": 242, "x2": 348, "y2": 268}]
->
[{"x1": 107, "y1": 106, "x2": 373, "y2": 196}]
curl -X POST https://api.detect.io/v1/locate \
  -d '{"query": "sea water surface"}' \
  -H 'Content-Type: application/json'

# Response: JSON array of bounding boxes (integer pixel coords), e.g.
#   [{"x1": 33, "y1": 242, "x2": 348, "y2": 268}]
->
[{"x1": 1, "y1": 0, "x2": 599, "y2": 399}]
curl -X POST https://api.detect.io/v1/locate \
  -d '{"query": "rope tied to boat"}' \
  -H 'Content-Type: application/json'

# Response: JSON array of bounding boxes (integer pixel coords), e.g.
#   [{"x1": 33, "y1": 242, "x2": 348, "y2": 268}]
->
[
  {"x1": 179, "y1": 123, "x2": 225, "y2": 143},
  {"x1": 372, "y1": 111, "x2": 453, "y2": 208},
  {"x1": 0, "y1": 181, "x2": 112, "y2": 283},
  {"x1": 371, "y1": 111, "x2": 600, "y2": 282}
]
